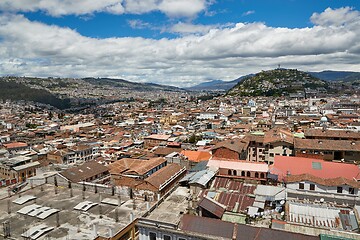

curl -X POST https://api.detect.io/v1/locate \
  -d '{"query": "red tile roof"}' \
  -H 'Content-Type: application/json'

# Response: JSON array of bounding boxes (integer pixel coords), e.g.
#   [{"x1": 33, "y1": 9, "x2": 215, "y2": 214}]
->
[
  {"x1": 294, "y1": 138, "x2": 360, "y2": 152},
  {"x1": 270, "y1": 156, "x2": 360, "y2": 182},
  {"x1": 264, "y1": 128, "x2": 293, "y2": 144},
  {"x1": 3, "y1": 142, "x2": 28, "y2": 149},
  {"x1": 144, "y1": 134, "x2": 171, "y2": 141},
  {"x1": 109, "y1": 157, "x2": 166, "y2": 176},
  {"x1": 180, "y1": 150, "x2": 211, "y2": 162},
  {"x1": 143, "y1": 163, "x2": 184, "y2": 190},
  {"x1": 60, "y1": 161, "x2": 109, "y2": 183},
  {"x1": 212, "y1": 138, "x2": 249, "y2": 154},
  {"x1": 304, "y1": 129, "x2": 360, "y2": 140}
]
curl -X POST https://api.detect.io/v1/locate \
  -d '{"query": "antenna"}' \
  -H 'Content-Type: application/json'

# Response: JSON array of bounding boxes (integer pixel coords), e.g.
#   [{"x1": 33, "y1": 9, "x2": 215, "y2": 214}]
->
[{"x1": 278, "y1": 64, "x2": 281, "y2": 69}]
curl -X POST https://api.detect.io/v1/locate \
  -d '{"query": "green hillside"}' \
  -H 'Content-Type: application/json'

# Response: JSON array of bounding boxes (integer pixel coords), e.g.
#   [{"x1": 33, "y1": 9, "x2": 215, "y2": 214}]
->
[{"x1": 227, "y1": 69, "x2": 328, "y2": 97}]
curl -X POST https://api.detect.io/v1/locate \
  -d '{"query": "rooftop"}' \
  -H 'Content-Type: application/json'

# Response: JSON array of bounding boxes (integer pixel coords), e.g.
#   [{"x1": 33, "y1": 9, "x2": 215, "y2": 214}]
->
[
  {"x1": 145, "y1": 186, "x2": 189, "y2": 225},
  {"x1": 60, "y1": 161, "x2": 109, "y2": 183},
  {"x1": 270, "y1": 156, "x2": 360, "y2": 182},
  {"x1": 208, "y1": 159, "x2": 269, "y2": 173},
  {"x1": 0, "y1": 183, "x2": 154, "y2": 239}
]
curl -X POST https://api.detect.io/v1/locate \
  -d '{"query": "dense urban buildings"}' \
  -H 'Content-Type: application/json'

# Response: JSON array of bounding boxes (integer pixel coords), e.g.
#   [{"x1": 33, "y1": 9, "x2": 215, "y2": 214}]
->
[{"x1": 1, "y1": 89, "x2": 360, "y2": 239}]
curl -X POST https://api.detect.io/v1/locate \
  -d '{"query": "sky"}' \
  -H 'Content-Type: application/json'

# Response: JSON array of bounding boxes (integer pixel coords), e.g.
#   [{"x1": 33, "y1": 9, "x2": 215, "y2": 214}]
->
[{"x1": 0, "y1": 0, "x2": 360, "y2": 87}]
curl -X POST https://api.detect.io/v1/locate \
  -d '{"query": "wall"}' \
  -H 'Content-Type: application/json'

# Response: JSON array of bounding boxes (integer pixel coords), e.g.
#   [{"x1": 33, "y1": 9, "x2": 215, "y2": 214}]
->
[
  {"x1": 218, "y1": 168, "x2": 267, "y2": 180},
  {"x1": 265, "y1": 142, "x2": 293, "y2": 164},
  {"x1": 287, "y1": 181, "x2": 360, "y2": 197},
  {"x1": 279, "y1": 222, "x2": 360, "y2": 239}
]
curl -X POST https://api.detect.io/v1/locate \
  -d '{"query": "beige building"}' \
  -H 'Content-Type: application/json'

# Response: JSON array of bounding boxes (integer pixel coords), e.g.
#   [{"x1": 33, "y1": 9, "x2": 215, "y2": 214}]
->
[{"x1": 0, "y1": 156, "x2": 40, "y2": 182}]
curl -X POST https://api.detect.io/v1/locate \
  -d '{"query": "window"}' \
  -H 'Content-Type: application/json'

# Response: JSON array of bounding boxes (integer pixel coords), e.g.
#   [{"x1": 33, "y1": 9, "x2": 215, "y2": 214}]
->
[
  {"x1": 349, "y1": 187, "x2": 355, "y2": 195},
  {"x1": 337, "y1": 187, "x2": 343, "y2": 193},
  {"x1": 241, "y1": 171, "x2": 245, "y2": 177},
  {"x1": 260, "y1": 173, "x2": 265, "y2": 179},
  {"x1": 164, "y1": 235, "x2": 171, "y2": 240},
  {"x1": 233, "y1": 170, "x2": 237, "y2": 176},
  {"x1": 269, "y1": 153, "x2": 274, "y2": 157},
  {"x1": 246, "y1": 171, "x2": 251, "y2": 177},
  {"x1": 149, "y1": 232, "x2": 157, "y2": 240},
  {"x1": 255, "y1": 172, "x2": 259, "y2": 178},
  {"x1": 259, "y1": 149, "x2": 262, "y2": 152},
  {"x1": 270, "y1": 145, "x2": 274, "y2": 149},
  {"x1": 299, "y1": 183, "x2": 304, "y2": 190},
  {"x1": 310, "y1": 184, "x2": 315, "y2": 191},
  {"x1": 228, "y1": 169, "x2": 232, "y2": 175},
  {"x1": 178, "y1": 238, "x2": 186, "y2": 240}
]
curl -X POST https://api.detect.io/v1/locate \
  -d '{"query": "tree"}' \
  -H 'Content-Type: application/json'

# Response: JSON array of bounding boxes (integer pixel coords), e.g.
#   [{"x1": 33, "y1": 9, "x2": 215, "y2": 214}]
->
[{"x1": 188, "y1": 134, "x2": 196, "y2": 144}]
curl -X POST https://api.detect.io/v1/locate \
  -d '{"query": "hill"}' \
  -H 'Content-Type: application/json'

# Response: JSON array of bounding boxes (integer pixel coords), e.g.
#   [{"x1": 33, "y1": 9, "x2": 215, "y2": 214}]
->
[
  {"x1": 0, "y1": 78, "x2": 71, "y2": 109},
  {"x1": 0, "y1": 76, "x2": 184, "y2": 110},
  {"x1": 227, "y1": 69, "x2": 329, "y2": 97},
  {"x1": 309, "y1": 71, "x2": 360, "y2": 82},
  {"x1": 187, "y1": 75, "x2": 253, "y2": 91},
  {"x1": 82, "y1": 77, "x2": 182, "y2": 92}
]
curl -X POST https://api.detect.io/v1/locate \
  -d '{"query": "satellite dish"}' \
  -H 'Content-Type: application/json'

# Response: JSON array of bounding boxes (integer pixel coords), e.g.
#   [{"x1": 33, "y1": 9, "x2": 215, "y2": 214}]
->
[
  {"x1": 320, "y1": 198, "x2": 324, "y2": 203},
  {"x1": 281, "y1": 212, "x2": 285, "y2": 216},
  {"x1": 280, "y1": 200, "x2": 285, "y2": 205}
]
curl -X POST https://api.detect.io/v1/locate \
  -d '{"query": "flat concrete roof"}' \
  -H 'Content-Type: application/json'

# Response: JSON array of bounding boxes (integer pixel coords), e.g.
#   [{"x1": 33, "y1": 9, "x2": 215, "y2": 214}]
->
[
  {"x1": 0, "y1": 183, "x2": 155, "y2": 239},
  {"x1": 145, "y1": 186, "x2": 189, "y2": 225}
]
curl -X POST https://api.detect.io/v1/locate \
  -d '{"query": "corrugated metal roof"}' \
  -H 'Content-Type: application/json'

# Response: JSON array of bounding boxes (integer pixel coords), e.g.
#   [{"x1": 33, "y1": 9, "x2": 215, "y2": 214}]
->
[
  {"x1": 189, "y1": 170, "x2": 216, "y2": 187},
  {"x1": 180, "y1": 214, "x2": 234, "y2": 239},
  {"x1": 254, "y1": 185, "x2": 285, "y2": 201},
  {"x1": 288, "y1": 202, "x2": 349, "y2": 229},
  {"x1": 207, "y1": 177, "x2": 256, "y2": 214},
  {"x1": 180, "y1": 214, "x2": 318, "y2": 240},
  {"x1": 198, "y1": 196, "x2": 226, "y2": 218}
]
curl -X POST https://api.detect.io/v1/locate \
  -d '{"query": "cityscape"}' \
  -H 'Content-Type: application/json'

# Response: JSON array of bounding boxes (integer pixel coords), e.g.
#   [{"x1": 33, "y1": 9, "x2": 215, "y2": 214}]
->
[{"x1": 1, "y1": 1, "x2": 360, "y2": 240}]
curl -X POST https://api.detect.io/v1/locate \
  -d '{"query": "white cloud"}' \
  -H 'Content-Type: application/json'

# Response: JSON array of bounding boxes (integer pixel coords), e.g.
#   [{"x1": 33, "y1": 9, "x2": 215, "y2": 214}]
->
[
  {"x1": 0, "y1": 7, "x2": 359, "y2": 87},
  {"x1": 123, "y1": 0, "x2": 158, "y2": 14},
  {"x1": 0, "y1": 0, "x2": 124, "y2": 16},
  {"x1": 128, "y1": 19, "x2": 152, "y2": 29},
  {"x1": 170, "y1": 22, "x2": 218, "y2": 34},
  {"x1": 311, "y1": 7, "x2": 360, "y2": 26},
  {"x1": 158, "y1": 0, "x2": 207, "y2": 18},
  {"x1": 0, "y1": 0, "x2": 212, "y2": 18},
  {"x1": 242, "y1": 10, "x2": 255, "y2": 16}
]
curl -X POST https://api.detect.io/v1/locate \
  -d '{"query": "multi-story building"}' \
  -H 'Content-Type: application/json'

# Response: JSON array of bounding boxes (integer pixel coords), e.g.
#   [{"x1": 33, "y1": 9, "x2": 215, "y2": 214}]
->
[{"x1": 0, "y1": 156, "x2": 40, "y2": 182}]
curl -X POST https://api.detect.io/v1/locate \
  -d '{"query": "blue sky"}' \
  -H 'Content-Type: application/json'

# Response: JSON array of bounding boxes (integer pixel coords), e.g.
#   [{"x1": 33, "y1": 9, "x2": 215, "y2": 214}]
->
[{"x1": 0, "y1": 0, "x2": 359, "y2": 86}]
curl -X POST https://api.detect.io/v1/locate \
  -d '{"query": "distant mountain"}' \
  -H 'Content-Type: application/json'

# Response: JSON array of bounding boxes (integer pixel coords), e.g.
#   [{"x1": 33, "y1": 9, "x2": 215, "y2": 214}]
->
[
  {"x1": 82, "y1": 77, "x2": 183, "y2": 92},
  {"x1": 227, "y1": 69, "x2": 329, "y2": 97},
  {"x1": 0, "y1": 76, "x2": 184, "y2": 110},
  {"x1": 309, "y1": 71, "x2": 360, "y2": 82},
  {"x1": 187, "y1": 75, "x2": 253, "y2": 91}
]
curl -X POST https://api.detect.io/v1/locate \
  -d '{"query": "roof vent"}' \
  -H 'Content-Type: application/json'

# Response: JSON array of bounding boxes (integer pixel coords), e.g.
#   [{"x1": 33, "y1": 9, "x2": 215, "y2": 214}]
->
[{"x1": 351, "y1": 142, "x2": 355, "y2": 145}]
